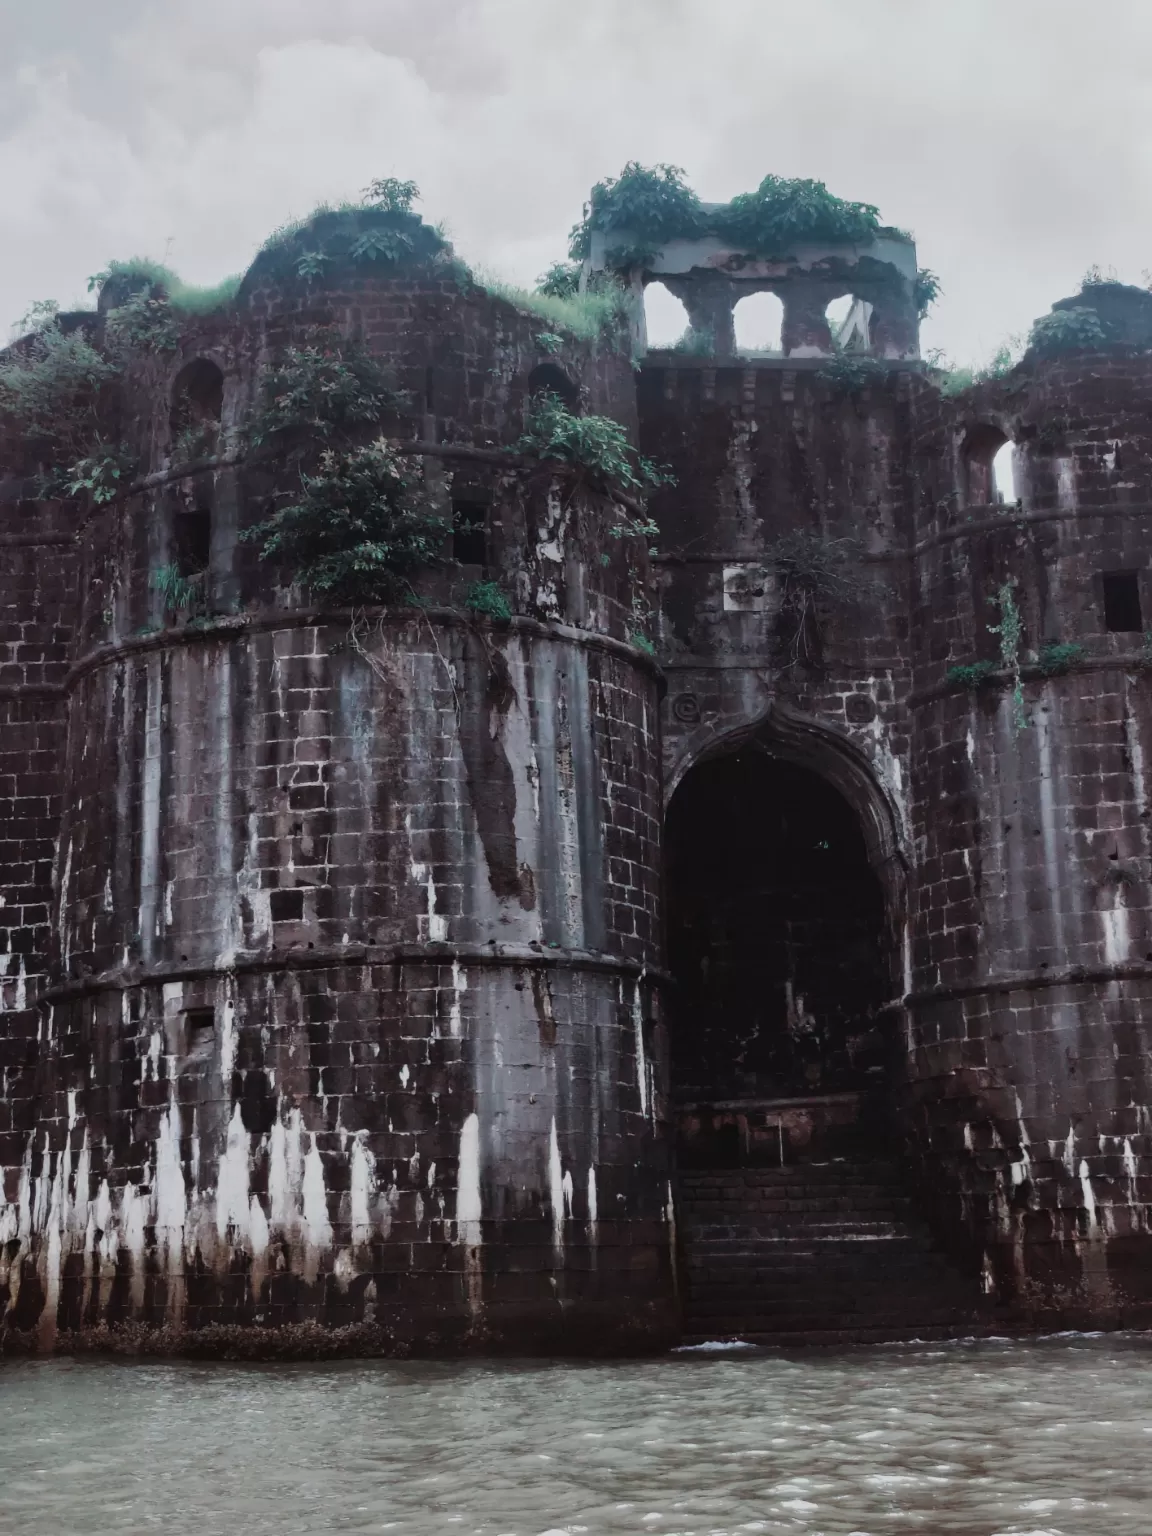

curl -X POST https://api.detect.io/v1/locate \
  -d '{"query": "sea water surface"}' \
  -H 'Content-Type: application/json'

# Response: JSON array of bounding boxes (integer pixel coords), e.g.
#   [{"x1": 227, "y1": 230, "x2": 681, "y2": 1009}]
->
[{"x1": 2, "y1": 1335, "x2": 1150, "y2": 1535}]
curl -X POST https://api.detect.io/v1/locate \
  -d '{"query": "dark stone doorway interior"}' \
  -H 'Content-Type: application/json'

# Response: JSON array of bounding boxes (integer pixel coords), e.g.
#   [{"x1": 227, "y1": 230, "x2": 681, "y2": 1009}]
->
[{"x1": 665, "y1": 748, "x2": 897, "y2": 1164}]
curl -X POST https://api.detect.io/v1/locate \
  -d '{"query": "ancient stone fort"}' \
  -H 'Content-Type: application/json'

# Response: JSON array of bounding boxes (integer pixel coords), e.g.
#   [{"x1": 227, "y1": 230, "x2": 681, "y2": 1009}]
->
[{"x1": 4, "y1": 167, "x2": 1152, "y2": 1353}]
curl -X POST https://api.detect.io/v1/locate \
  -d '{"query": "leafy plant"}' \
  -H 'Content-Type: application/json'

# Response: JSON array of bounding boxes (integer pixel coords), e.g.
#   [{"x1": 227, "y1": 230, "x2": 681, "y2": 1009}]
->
[
  {"x1": 103, "y1": 288, "x2": 180, "y2": 354},
  {"x1": 768, "y1": 529, "x2": 883, "y2": 666},
  {"x1": 603, "y1": 242, "x2": 659, "y2": 274},
  {"x1": 362, "y1": 177, "x2": 420, "y2": 213},
  {"x1": 932, "y1": 343, "x2": 1016, "y2": 397},
  {"x1": 88, "y1": 258, "x2": 241, "y2": 316},
  {"x1": 914, "y1": 268, "x2": 942, "y2": 318},
  {"x1": 64, "y1": 447, "x2": 137, "y2": 503},
  {"x1": 569, "y1": 163, "x2": 704, "y2": 260},
  {"x1": 630, "y1": 632, "x2": 657, "y2": 657},
  {"x1": 349, "y1": 226, "x2": 417, "y2": 265},
  {"x1": 946, "y1": 660, "x2": 998, "y2": 688},
  {"x1": 249, "y1": 331, "x2": 400, "y2": 447},
  {"x1": 1036, "y1": 640, "x2": 1086, "y2": 676},
  {"x1": 818, "y1": 355, "x2": 890, "y2": 394},
  {"x1": 11, "y1": 299, "x2": 60, "y2": 337},
  {"x1": 480, "y1": 273, "x2": 633, "y2": 346},
  {"x1": 0, "y1": 318, "x2": 117, "y2": 464},
  {"x1": 253, "y1": 194, "x2": 450, "y2": 285},
  {"x1": 536, "y1": 261, "x2": 582, "y2": 299},
  {"x1": 535, "y1": 332, "x2": 564, "y2": 354},
  {"x1": 667, "y1": 327, "x2": 714, "y2": 356},
  {"x1": 241, "y1": 440, "x2": 449, "y2": 603},
  {"x1": 152, "y1": 563, "x2": 203, "y2": 612},
  {"x1": 464, "y1": 579, "x2": 512, "y2": 620},
  {"x1": 568, "y1": 164, "x2": 884, "y2": 267},
  {"x1": 516, "y1": 391, "x2": 672, "y2": 504},
  {"x1": 988, "y1": 581, "x2": 1026, "y2": 729},
  {"x1": 1028, "y1": 307, "x2": 1108, "y2": 357},
  {"x1": 713, "y1": 175, "x2": 880, "y2": 256}
]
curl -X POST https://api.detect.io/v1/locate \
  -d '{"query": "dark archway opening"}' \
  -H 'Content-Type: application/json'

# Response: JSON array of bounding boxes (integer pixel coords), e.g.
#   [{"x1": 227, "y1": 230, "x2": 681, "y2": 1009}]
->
[
  {"x1": 666, "y1": 748, "x2": 897, "y2": 1164},
  {"x1": 527, "y1": 363, "x2": 580, "y2": 410},
  {"x1": 170, "y1": 358, "x2": 224, "y2": 458}
]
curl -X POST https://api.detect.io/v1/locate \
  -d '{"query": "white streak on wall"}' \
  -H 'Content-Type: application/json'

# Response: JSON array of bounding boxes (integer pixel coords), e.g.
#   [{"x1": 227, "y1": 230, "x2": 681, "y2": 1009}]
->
[
  {"x1": 561, "y1": 1169, "x2": 574, "y2": 1220},
  {"x1": 350, "y1": 1133, "x2": 376, "y2": 1246},
  {"x1": 548, "y1": 1117, "x2": 565, "y2": 1258},
  {"x1": 1036, "y1": 710, "x2": 1068, "y2": 957},
  {"x1": 1063, "y1": 1126, "x2": 1077, "y2": 1176},
  {"x1": 456, "y1": 1113, "x2": 483, "y2": 1317},
  {"x1": 586, "y1": 1166, "x2": 598, "y2": 1244},
  {"x1": 1079, "y1": 1158, "x2": 1099, "y2": 1237},
  {"x1": 302, "y1": 1133, "x2": 332, "y2": 1252},
  {"x1": 56, "y1": 838, "x2": 73, "y2": 970},
  {"x1": 1102, "y1": 893, "x2": 1131, "y2": 965},
  {"x1": 268, "y1": 1108, "x2": 304, "y2": 1235},
  {"x1": 447, "y1": 959, "x2": 466, "y2": 1037},
  {"x1": 216, "y1": 1105, "x2": 251, "y2": 1243},
  {"x1": 121, "y1": 1181, "x2": 148, "y2": 1312},
  {"x1": 219, "y1": 1001, "x2": 238, "y2": 1089},
  {"x1": 138, "y1": 656, "x2": 164, "y2": 952},
  {"x1": 155, "y1": 1094, "x2": 186, "y2": 1268},
  {"x1": 632, "y1": 982, "x2": 650, "y2": 1121}
]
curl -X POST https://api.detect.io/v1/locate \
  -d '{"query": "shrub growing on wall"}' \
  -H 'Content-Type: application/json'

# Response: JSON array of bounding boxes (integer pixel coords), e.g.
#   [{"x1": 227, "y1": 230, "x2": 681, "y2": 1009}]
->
[
  {"x1": 568, "y1": 162, "x2": 886, "y2": 268},
  {"x1": 516, "y1": 391, "x2": 671, "y2": 521},
  {"x1": 243, "y1": 328, "x2": 448, "y2": 602},
  {"x1": 1027, "y1": 307, "x2": 1108, "y2": 356},
  {"x1": 243, "y1": 441, "x2": 448, "y2": 603}
]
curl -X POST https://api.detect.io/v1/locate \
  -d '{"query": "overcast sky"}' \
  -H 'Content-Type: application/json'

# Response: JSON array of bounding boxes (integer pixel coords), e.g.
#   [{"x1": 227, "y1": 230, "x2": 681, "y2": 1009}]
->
[{"x1": 3, "y1": 0, "x2": 1151, "y2": 363}]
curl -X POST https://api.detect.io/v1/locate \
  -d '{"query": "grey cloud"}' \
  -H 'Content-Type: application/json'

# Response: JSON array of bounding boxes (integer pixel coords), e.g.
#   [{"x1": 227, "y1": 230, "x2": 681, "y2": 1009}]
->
[{"x1": 2, "y1": 0, "x2": 1151, "y2": 363}]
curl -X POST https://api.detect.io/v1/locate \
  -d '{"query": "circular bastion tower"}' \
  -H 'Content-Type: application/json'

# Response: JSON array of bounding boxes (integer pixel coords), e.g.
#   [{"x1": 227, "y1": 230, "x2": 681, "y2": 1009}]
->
[
  {"x1": 2, "y1": 217, "x2": 676, "y2": 1351},
  {"x1": 905, "y1": 281, "x2": 1152, "y2": 1324}
]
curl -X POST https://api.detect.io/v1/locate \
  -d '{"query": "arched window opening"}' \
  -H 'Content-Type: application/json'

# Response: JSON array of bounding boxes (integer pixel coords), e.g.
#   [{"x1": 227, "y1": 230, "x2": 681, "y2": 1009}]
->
[
  {"x1": 666, "y1": 749, "x2": 895, "y2": 1166},
  {"x1": 174, "y1": 508, "x2": 211, "y2": 577},
  {"x1": 961, "y1": 424, "x2": 1010, "y2": 507},
  {"x1": 643, "y1": 281, "x2": 691, "y2": 350},
  {"x1": 170, "y1": 358, "x2": 224, "y2": 449},
  {"x1": 451, "y1": 495, "x2": 489, "y2": 566},
  {"x1": 827, "y1": 295, "x2": 872, "y2": 353},
  {"x1": 733, "y1": 291, "x2": 784, "y2": 355},
  {"x1": 992, "y1": 440, "x2": 1016, "y2": 504},
  {"x1": 526, "y1": 362, "x2": 579, "y2": 411}
]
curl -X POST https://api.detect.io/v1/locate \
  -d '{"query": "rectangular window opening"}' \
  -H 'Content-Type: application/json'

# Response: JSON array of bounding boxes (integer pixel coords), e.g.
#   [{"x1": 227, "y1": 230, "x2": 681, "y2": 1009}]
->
[
  {"x1": 269, "y1": 888, "x2": 306, "y2": 923},
  {"x1": 1102, "y1": 571, "x2": 1143, "y2": 633},
  {"x1": 184, "y1": 1007, "x2": 216, "y2": 1055},
  {"x1": 174, "y1": 509, "x2": 212, "y2": 576},
  {"x1": 452, "y1": 500, "x2": 488, "y2": 566}
]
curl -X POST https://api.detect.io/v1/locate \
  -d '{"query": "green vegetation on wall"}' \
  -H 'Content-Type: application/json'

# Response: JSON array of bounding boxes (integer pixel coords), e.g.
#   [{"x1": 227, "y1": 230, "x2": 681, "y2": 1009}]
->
[
  {"x1": 243, "y1": 441, "x2": 448, "y2": 604},
  {"x1": 242, "y1": 329, "x2": 447, "y2": 603},
  {"x1": 569, "y1": 162, "x2": 887, "y2": 269},
  {"x1": 247, "y1": 331, "x2": 400, "y2": 446},
  {"x1": 767, "y1": 529, "x2": 883, "y2": 668},
  {"x1": 516, "y1": 391, "x2": 671, "y2": 517},
  {"x1": 988, "y1": 580, "x2": 1027, "y2": 731},
  {"x1": 252, "y1": 179, "x2": 453, "y2": 285},
  {"x1": 1027, "y1": 306, "x2": 1108, "y2": 357}
]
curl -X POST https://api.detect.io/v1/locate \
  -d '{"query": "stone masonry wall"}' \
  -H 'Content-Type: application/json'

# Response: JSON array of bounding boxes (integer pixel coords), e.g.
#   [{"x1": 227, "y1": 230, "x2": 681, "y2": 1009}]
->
[
  {"x1": 0, "y1": 265, "x2": 675, "y2": 1353},
  {"x1": 904, "y1": 352, "x2": 1152, "y2": 1323}
]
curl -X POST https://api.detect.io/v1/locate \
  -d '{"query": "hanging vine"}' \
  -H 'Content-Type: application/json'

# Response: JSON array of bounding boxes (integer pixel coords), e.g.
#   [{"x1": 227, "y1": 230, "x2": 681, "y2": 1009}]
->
[{"x1": 988, "y1": 580, "x2": 1027, "y2": 731}]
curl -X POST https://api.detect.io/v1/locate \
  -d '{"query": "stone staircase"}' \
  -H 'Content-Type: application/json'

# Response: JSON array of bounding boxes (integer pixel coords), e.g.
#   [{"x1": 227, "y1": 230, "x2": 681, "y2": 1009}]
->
[{"x1": 677, "y1": 1159, "x2": 996, "y2": 1345}]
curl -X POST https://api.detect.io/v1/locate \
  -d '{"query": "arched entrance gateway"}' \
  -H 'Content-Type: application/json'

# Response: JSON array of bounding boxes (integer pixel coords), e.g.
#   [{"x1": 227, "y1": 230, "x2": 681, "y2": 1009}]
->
[
  {"x1": 666, "y1": 717, "x2": 993, "y2": 1342},
  {"x1": 665, "y1": 716, "x2": 905, "y2": 1169}
]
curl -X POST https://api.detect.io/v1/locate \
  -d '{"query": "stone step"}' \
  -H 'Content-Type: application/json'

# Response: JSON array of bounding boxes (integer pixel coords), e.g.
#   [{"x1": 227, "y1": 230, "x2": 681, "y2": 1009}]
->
[{"x1": 676, "y1": 1159, "x2": 990, "y2": 1344}]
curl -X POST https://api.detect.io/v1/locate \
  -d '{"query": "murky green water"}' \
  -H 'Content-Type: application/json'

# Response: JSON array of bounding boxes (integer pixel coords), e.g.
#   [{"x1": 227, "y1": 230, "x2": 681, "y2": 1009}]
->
[{"x1": 2, "y1": 1336, "x2": 1150, "y2": 1535}]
